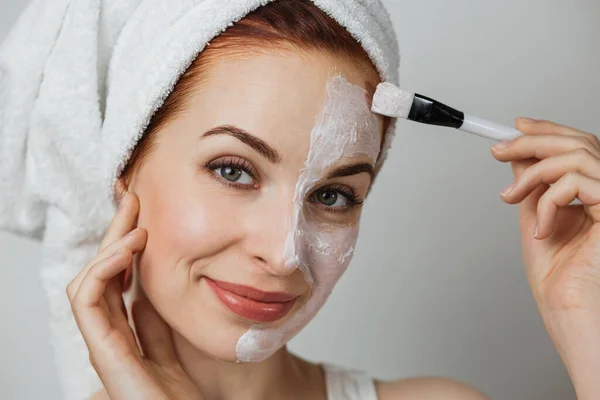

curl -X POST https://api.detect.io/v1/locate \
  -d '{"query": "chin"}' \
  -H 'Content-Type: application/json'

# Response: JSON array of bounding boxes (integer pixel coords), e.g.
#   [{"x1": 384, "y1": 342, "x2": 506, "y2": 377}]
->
[
  {"x1": 162, "y1": 291, "x2": 299, "y2": 363},
  {"x1": 168, "y1": 310, "x2": 249, "y2": 363}
]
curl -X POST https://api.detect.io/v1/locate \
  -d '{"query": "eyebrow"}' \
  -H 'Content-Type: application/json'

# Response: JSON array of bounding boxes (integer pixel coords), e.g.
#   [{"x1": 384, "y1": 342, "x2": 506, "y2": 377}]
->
[
  {"x1": 326, "y1": 163, "x2": 374, "y2": 180},
  {"x1": 200, "y1": 125, "x2": 281, "y2": 164}
]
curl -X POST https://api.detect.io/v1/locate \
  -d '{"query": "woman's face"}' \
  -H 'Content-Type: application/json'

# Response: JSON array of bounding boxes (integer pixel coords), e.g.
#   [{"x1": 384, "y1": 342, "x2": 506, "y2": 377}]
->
[{"x1": 126, "y1": 48, "x2": 384, "y2": 362}]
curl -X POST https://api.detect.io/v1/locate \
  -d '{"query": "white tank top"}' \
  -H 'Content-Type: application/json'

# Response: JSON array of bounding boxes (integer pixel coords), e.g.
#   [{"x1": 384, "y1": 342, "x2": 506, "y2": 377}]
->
[{"x1": 323, "y1": 364, "x2": 379, "y2": 400}]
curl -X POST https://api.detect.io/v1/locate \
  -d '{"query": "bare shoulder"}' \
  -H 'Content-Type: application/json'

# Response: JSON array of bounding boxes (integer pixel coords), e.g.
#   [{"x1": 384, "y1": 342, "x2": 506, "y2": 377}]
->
[{"x1": 376, "y1": 377, "x2": 490, "y2": 400}]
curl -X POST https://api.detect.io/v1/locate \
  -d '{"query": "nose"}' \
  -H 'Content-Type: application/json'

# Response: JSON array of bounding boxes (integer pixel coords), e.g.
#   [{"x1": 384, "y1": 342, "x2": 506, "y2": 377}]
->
[{"x1": 241, "y1": 185, "x2": 297, "y2": 277}]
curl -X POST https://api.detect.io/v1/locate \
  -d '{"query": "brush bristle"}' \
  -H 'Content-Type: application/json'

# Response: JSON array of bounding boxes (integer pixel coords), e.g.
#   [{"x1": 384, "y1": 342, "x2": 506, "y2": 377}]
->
[{"x1": 371, "y1": 82, "x2": 414, "y2": 119}]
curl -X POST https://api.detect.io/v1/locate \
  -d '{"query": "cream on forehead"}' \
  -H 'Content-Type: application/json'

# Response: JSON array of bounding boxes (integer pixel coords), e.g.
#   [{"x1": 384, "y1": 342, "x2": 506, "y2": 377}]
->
[{"x1": 236, "y1": 75, "x2": 381, "y2": 362}]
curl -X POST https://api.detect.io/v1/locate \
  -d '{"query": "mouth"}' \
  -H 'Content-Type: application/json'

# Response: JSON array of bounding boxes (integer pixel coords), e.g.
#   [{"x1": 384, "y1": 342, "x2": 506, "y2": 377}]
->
[{"x1": 204, "y1": 277, "x2": 298, "y2": 323}]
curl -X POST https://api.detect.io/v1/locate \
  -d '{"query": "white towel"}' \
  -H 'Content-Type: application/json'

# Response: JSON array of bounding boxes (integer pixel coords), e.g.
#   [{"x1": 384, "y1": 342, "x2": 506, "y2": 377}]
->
[{"x1": 0, "y1": 0, "x2": 399, "y2": 398}]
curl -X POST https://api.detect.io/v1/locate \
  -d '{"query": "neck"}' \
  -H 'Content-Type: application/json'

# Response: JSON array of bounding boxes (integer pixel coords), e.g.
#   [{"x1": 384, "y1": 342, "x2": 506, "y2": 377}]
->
[{"x1": 172, "y1": 331, "x2": 325, "y2": 400}]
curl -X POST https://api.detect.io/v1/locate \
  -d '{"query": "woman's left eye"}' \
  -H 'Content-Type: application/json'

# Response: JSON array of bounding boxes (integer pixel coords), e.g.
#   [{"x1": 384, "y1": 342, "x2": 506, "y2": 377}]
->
[
  {"x1": 309, "y1": 185, "x2": 363, "y2": 212},
  {"x1": 315, "y1": 189, "x2": 349, "y2": 208},
  {"x1": 215, "y1": 166, "x2": 254, "y2": 185}
]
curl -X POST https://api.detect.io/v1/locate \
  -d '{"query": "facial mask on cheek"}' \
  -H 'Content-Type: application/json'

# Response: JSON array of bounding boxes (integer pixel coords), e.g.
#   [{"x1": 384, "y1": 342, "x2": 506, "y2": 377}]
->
[{"x1": 236, "y1": 75, "x2": 381, "y2": 362}]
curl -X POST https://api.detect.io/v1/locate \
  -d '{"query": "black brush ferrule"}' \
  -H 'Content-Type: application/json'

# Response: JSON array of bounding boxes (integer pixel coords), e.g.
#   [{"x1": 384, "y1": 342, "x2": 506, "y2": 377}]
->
[{"x1": 408, "y1": 93, "x2": 465, "y2": 128}]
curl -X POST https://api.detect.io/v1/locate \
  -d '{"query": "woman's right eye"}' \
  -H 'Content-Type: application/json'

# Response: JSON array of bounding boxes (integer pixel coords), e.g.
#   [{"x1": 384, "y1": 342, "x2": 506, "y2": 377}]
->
[
  {"x1": 204, "y1": 156, "x2": 258, "y2": 188},
  {"x1": 214, "y1": 166, "x2": 254, "y2": 185}
]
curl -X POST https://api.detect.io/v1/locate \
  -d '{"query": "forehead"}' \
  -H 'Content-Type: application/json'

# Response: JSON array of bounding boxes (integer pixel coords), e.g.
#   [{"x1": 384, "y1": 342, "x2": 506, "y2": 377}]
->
[{"x1": 181, "y1": 50, "x2": 382, "y2": 164}]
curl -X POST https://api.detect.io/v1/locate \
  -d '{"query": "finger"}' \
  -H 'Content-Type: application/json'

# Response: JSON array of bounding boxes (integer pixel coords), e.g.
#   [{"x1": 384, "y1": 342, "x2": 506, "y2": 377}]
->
[
  {"x1": 122, "y1": 266, "x2": 133, "y2": 292},
  {"x1": 101, "y1": 266, "x2": 139, "y2": 352},
  {"x1": 114, "y1": 178, "x2": 128, "y2": 203},
  {"x1": 515, "y1": 118, "x2": 595, "y2": 139},
  {"x1": 99, "y1": 191, "x2": 140, "y2": 251},
  {"x1": 71, "y1": 249, "x2": 141, "y2": 360},
  {"x1": 536, "y1": 172, "x2": 600, "y2": 239},
  {"x1": 67, "y1": 228, "x2": 147, "y2": 301},
  {"x1": 501, "y1": 149, "x2": 600, "y2": 204},
  {"x1": 72, "y1": 249, "x2": 131, "y2": 310},
  {"x1": 71, "y1": 252, "x2": 145, "y2": 398},
  {"x1": 132, "y1": 297, "x2": 179, "y2": 367},
  {"x1": 105, "y1": 259, "x2": 132, "y2": 317},
  {"x1": 70, "y1": 249, "x2": 140, "y2": 355},
  {"x1": 491, "y1": 134, "x2": 600, "y2": 162},
  {"x1": 510, "y1": 157, "x2": 537, "y2": 179},
  {"x1": 507, "y1": 159, "x2": 550, "y2": 231}
]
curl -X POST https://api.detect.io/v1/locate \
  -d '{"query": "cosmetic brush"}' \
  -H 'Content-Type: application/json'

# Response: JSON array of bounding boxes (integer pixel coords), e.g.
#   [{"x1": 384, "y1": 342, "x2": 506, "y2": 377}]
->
[{"x1": 372, "y1": 82, "x2": 522, "y2": 142}]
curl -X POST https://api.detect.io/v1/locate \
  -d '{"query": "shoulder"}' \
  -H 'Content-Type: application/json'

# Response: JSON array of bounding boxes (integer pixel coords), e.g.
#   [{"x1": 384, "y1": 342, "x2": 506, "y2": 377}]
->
[{"x1": 375, "y1": 376, "x2": 490, "y2": 400}]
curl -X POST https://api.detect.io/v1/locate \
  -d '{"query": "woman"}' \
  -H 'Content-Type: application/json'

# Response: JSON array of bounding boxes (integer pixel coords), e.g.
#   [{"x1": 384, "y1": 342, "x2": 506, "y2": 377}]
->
[{"x1": 2, "y1": 1, "x2": 599, "y2": 399}]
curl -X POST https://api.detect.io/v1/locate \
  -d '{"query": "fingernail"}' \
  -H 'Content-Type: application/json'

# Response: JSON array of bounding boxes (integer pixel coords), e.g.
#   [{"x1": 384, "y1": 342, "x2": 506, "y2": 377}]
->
[
  {"x1": 533, "y1": 220, "x2": 539, "y2": 238},
  {"x1": 500, "y1": 182, "x2": 515, "y2": 196},
  {"x1": 518, "y1": 117, "x2": 536, "y2": 124},
  {"x1": 491, "y1": 140, "x2": 512, "y2": 152}
]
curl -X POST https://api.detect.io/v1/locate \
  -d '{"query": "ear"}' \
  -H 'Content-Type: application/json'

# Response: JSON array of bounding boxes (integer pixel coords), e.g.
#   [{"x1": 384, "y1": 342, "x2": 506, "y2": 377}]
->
[{"x1": 114, "y1": 177, "x2": 128, "y2": 202}]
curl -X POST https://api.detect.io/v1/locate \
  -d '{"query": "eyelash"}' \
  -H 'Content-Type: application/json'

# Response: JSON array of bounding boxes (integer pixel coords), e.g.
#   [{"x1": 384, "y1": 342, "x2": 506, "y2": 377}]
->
[
  {"x1": 204, "y1": 156, "x2": 258, "y2": 190},
  {"x1": 203, "y1": 157, "x2": 364, "y2": 213},
  {"x1": 309, "y1": 184, "x2": 364, "y2": 214}
]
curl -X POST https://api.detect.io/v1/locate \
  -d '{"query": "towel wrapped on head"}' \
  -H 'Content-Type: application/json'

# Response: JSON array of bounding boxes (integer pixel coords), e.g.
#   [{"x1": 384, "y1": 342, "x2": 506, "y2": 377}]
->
[{"x1": 0, "y1": 0, "x2": 399, "y2": 398}]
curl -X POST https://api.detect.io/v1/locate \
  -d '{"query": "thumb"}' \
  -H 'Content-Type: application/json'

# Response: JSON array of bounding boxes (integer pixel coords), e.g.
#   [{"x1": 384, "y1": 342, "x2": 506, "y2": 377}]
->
[
  {"x1": 132, "y1": 297, "x2": 179, "y2": 367},
  {"x1": 510, "y1": 158, "x2": 549, "y2": 230}
]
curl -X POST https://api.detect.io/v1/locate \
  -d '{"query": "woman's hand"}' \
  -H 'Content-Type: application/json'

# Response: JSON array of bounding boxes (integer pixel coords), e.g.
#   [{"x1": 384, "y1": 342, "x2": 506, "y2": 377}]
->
[
  {"x1": 491, "y1": 118, "x2": 600, "y2": 399},
  {"x1": 66, "y1": 192, "x2": 202, "y2": 400}
]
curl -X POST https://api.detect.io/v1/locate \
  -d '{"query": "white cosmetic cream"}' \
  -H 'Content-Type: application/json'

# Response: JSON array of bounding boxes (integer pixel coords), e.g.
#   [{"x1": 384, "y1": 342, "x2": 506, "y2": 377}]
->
[{"x1": 236, "y1": 75, "x2": 381, "y2": 362}]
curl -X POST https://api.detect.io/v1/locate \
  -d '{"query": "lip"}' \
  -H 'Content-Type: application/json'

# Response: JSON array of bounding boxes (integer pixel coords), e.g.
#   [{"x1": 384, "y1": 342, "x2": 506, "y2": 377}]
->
[{"x1": 204, "y1": 277, "x2": 298, "y2": 323}]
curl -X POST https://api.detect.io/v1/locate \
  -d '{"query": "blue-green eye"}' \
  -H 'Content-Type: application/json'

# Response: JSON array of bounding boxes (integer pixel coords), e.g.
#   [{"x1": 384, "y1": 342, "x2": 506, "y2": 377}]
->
[
  {"x1": 215, "y1": 166, "x2": 254, "y2": 185},
  {"x1": 315, "y1": 190, "x2": 348, "y2": 207},
  {"x1": 310, "y1": 185, "x2": 363, "y2": 213},
  {"x1": 205, "y1": 157, "x2": 257, "y2": 187}
]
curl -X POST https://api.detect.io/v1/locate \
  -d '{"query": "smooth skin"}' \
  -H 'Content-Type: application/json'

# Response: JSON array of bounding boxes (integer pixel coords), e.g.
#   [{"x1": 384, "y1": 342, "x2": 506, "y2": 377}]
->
[
  {"x1": 71, "y1": 117, "x2": 600, "y2": 399},
  {"x1": 76, "y1": 190, "x2": 488, "y2": 400}
]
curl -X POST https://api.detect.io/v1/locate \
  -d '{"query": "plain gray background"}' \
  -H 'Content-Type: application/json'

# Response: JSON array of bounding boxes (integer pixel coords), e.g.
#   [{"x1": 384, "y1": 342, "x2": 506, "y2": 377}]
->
[{"x1": 1, "y1": 0, "x2": 599, "y2": 399}]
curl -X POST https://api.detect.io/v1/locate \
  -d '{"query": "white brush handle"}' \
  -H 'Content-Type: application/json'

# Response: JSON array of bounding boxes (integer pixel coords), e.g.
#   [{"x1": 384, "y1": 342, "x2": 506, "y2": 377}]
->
[{"x1": 461, "y1": 114, "x2": 522, "y2": 141}]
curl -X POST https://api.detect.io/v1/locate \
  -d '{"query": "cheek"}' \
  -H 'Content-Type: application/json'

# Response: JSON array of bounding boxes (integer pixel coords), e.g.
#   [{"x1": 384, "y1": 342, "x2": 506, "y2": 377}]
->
[
  {"x1": 134, "y1": 177, "x2": 237, "y2": 295},
  {"x1": 298, "y1": 224, "x2": 359, "y2": 293}
]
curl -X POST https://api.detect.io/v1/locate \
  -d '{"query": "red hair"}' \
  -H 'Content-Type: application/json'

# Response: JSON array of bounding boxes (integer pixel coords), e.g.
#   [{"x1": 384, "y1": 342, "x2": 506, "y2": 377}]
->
[{"x1": 121, "y1": 0, "x2": 386, "y2": 186}]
